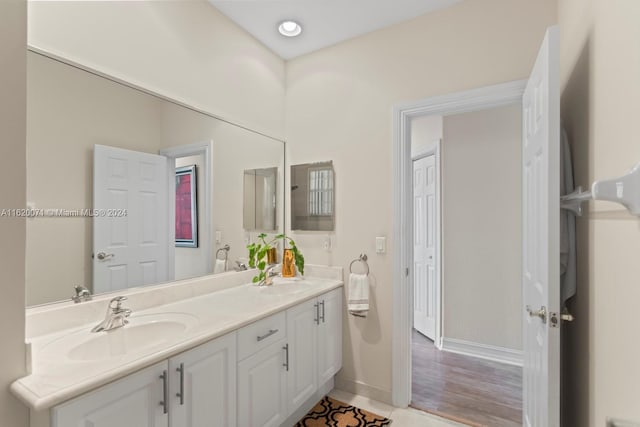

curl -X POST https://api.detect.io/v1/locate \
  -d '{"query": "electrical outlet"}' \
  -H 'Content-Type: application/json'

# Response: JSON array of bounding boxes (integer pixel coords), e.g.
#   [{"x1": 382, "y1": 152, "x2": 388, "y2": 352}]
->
[
  {"x1": 323, "y1": 236, "x2": 332, "y2": 252},
  {"x1": 607, "y1": 418, "x2": 640, "y2": 427}
]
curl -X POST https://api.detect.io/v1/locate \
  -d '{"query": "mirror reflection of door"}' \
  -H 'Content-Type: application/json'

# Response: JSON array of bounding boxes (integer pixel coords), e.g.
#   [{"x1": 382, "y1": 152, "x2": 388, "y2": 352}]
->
[
  {"x1": 243, "y1": 167, "x2": 277, "y2": 231},
  {"x1": 93, "y1": 144, "x2": 170, "y2": 294}
]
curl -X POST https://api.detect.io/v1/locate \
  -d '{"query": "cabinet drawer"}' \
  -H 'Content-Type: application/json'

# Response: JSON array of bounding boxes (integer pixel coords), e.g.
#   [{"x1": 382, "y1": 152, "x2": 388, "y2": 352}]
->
[{"x1": 238, "y1": 312, "x2": 286, "y2": 360}]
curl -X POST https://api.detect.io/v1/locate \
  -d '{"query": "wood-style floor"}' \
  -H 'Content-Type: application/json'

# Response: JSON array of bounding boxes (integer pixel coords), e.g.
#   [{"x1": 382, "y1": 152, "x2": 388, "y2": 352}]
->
[{"x1": 411, "y1": 330, "x2": 523, "y2": 427}]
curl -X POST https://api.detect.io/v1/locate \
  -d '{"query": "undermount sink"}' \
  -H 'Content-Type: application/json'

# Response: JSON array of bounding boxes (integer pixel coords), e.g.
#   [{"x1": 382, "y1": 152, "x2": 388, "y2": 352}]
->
[{"x1": 40, "y1": 313, "x2": 198, "y2": 362}]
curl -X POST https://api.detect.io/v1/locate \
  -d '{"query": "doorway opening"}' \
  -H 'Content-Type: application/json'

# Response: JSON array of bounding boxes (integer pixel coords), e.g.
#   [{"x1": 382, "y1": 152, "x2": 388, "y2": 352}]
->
[
  {"x1": 160, "y1": 141, "x2": 214, "y2": 281},
  {"x1": 410, "y1": 104, "x2": 524, "y2": 427},
  {"x1": 392, "y1": 80, "x2": 528, "y2": 426}
]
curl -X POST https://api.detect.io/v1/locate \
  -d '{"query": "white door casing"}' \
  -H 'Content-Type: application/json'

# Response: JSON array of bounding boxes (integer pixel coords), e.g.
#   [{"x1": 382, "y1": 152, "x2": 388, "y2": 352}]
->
[
  {"x1": 522, "y1": 26, "x2": 560, "y2": 427},
  {"x1": 93, "y1": 145, "x2": 169, "y2": 294},
  {"x1": 413, "y1": 155, "x2": 437, "y2": 340}
]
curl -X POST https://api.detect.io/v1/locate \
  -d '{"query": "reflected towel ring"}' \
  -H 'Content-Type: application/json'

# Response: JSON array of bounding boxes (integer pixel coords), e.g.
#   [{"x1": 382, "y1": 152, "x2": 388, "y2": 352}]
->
[
  {"x1": 349, "y1": 253, "x2": 369, "y2": 276},
  {"x1": 216, "y1": 244, "x2": 230, "y2": 261}
]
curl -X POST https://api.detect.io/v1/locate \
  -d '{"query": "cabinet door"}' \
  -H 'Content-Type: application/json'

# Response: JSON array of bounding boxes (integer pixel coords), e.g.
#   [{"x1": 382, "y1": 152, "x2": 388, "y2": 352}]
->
[
  {"x1": 237, "y1": 338, "x2": 288, "y2": 427},
  {"x1": 318, "y1": 288, "x2": 343, "y2": 385},
  {"x1": 169, "y1": 332, "x2": 237, "y2": 427},
  {"x1": 52, "y1": 362, "x2": 169, "y2": 427},
  {"x1": 286, "y1": 298, "x2": 318, "y2": 413}
]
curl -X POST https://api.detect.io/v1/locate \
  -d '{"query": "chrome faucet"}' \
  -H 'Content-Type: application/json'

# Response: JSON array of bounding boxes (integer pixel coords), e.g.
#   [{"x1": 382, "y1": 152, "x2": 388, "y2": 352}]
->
[
  {"x1": 234, "y1": 260, "x2": 248, "y2": 271},
  {"x1": 91, "y1": 296, "x2": 132, "y2": 333},
  {"x1": 258, "y1": 264, "x2": 280, "y2": 286},
  {"x1": 71, "y1": 285, "x2": 92, "y2": 303}
]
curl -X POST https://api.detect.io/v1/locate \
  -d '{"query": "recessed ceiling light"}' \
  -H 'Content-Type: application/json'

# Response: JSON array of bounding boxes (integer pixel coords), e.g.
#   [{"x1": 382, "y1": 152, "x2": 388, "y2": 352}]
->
[{"x1": 278, "y1": 20, "x2": 302, "y2": 37}]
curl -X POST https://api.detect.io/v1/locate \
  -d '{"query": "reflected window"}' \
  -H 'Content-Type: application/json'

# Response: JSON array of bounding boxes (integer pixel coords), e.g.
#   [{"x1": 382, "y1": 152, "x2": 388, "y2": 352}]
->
[{"x1": 309, "y1": 167, "x2": 333, "y2": 217}]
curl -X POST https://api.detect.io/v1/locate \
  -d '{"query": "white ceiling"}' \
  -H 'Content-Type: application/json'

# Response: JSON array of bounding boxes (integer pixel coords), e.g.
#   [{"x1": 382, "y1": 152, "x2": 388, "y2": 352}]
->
[{"x1": 208, "y1": 0, "x2": 464, "y2": 60}]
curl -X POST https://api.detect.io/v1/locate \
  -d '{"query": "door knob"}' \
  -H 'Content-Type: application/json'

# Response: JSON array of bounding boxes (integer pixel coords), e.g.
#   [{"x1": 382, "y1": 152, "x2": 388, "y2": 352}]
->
[
  {"x1": 96, "y1": 252, "x2": 114, "y2": 261},
  {"x1": 526, "y1": 305, "x2": 547, "y2": 323}
]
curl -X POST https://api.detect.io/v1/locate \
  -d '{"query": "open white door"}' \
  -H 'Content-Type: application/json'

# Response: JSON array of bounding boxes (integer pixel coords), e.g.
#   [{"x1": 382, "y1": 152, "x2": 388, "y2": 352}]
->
[
  {"x1": 93, "y1": 145, "x2": 170, "y2": 294},
  {"x1": 413, "y1": 155, "x2": 437, "y2": 340},
  {"x1": 522, "y1": 26, "x2": 560, "y2": 427}
]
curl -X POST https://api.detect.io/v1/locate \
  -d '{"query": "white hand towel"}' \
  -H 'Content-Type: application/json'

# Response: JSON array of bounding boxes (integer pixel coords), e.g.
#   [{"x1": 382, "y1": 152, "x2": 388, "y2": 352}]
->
[
  {"x1": 348, "y1": 273, "x2": 369, "y2": 317},
  {"x1": 213, "y1": 258, "x2": 226, "y2": 274}
]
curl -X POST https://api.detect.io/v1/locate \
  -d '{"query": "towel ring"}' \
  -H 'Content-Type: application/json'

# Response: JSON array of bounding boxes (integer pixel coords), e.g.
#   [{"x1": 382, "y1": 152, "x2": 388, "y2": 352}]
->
[
  {"x1": 349, "y1": 253, "x2": 369, "y2": 276},
  {"x1": 216, "y1": 244, "x2": 230, "y2": 261}
]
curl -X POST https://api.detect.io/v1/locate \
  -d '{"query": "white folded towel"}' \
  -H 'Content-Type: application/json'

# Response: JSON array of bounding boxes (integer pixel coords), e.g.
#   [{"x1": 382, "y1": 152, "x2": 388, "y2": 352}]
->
[
  {"x1": 348, "y1": 273, "x2": 369, "y2": 317},
  {"x1": 213, "y1": 258, "x2": 226, "y2": 274}
]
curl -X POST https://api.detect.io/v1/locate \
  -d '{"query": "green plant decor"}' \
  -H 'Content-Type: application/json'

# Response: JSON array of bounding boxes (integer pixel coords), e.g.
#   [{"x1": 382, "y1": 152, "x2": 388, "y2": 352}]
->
[{"x1": 247, "y1": 233, "x2": 305, "y2": 284}]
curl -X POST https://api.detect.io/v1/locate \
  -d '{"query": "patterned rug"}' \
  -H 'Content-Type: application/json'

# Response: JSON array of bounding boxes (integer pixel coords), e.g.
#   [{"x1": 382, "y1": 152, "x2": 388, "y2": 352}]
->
[{"x1": 295, "y1": 396, "x2": 392, "y2": 426}]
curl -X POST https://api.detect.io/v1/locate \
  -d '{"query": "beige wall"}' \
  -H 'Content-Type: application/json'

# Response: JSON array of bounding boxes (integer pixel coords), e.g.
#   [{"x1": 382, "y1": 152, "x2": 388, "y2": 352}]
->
[
  {"x1": 442, "y1": 105, "x2": 522, "y2": 351},
  {"x1": 0, "y1": 1, "x2": 28, "y2": 426},
  {"x1": 559, "y1": 0, "x2": 640, "y2": 425},
  {"x1": 286, "y1": 0, "x2": 556, "y2": 401},
  {"x1": 28, "y1": 0, "x2": 286, "y2": 139}
]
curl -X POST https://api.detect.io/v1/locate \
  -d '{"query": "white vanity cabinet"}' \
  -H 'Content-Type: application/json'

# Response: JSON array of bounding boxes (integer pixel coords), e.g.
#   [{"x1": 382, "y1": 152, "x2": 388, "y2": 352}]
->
[
  {"x1": 236, "y1": 288, "x2": 343, "y2": 427},
  {"x1": 286, "y1": 298, "x2": 318, "y2": 413},
  {"x1": 317, "y1": 287, "x2": 343, "y2": 384},
  {"x1": 285, "y1": 288, "x2": 343, "y2": 414},
  {"x1": 42, "y1": 285, "x2": 343, "y2": 427},
  {"x1": 52, "y1": 361, "x2": 169, "y2": 427},
  {"x1": 51, "y1": 332, "x2": 237, "y2": 427},
  {"x1": 169, "y1": 332, "x2": 237, "y2": 427},
  {"x1": 237, "y1": 338, "x2": 289, "y2": 427},
  {"x1": 236, "y1": 312, "x2": 289, "y2": 427}
]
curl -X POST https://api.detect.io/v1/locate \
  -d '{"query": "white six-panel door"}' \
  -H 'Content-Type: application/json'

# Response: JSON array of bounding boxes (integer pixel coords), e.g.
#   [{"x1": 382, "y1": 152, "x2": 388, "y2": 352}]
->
[
  {"x1": 413, "y1": 155, "x2": 437, "y2": 340},
  {"x1": 522, "y1": 26, "x2": 560, "y2": 427},
  {"x1": 93, "y1": 145, "x2": 169, "y2": 294}
]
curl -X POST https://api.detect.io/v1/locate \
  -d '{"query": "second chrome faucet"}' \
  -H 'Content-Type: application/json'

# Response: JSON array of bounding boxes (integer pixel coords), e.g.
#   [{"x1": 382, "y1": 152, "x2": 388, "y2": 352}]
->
[{"x1": 91, "y1": 296, "x2": 132, "y2": 333}]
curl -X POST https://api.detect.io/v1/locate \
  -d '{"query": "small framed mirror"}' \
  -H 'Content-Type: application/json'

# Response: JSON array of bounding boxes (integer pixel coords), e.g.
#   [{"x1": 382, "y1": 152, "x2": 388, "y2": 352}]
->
[
  {"x1": 243, "y1": 167, "x2": 278, "y2": 231},
  {"x1": 291, "y1": 161, "x2": 335, "y2": 231}
]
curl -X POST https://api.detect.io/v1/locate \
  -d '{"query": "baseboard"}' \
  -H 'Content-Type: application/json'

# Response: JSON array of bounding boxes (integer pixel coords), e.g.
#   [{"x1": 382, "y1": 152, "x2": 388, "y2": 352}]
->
[
  {"x1": 334, "y1": 375, "x2": 393, "y2": 405},
  {"x1": 441, "y1": 338, "x2": 523, "y2": 366},
  {"x1": 280, "y1": 377, "x2": 334, "y2": 427}
]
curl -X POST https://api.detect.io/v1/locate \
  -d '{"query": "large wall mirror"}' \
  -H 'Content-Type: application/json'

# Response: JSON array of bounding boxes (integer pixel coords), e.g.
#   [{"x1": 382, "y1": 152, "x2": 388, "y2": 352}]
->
[{"x1": 26, "y1": 51, "x2": 285, "y2": 306}]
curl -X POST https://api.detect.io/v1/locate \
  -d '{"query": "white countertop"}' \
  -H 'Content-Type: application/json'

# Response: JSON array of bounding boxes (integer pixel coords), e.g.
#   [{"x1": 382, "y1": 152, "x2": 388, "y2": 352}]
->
[{"x1": 11, "y1": 276, "x2": 343, "y2": 411}]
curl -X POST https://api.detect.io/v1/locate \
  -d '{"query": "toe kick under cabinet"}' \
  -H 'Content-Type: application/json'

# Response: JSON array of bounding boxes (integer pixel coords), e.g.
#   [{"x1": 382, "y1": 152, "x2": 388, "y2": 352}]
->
[{"x1": 48, "y1": 287, "x2": 342, "y2": 427}]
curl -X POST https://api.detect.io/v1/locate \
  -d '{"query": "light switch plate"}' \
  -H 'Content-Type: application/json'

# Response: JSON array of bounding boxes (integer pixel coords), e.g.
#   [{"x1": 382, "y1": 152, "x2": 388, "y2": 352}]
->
[
  {"x1": 215, "y1": 230, "x2": 222, "y2": 244},
  {"x1": 376, "y1": 236, "x2": 386, "y2": 254}
]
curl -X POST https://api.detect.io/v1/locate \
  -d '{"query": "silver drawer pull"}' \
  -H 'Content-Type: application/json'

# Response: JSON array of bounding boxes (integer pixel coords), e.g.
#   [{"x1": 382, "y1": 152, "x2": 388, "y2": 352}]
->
[
  {"x1": 257, "y1": 329, "x2": 278, "y2": 342},
  {"x1": 159, "y1": 370, "x2": 168, "y2": 414}
]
